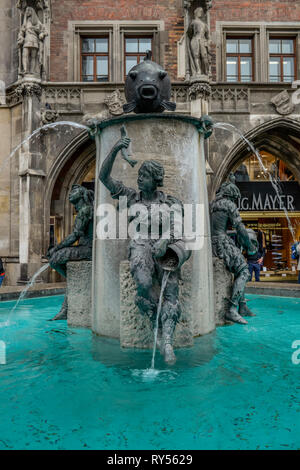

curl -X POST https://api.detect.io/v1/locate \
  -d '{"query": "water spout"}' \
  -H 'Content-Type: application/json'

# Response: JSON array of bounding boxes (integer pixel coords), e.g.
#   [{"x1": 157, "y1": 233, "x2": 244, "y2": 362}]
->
[
  {"x1": 0, "y1": 263, "x2": 50, "y2": 328},
  {"x1": 151, "y1": 270, "x2": 170, "y2": 370},
  {"x1": 0, "y1": 121, "x2": 89, "y2": 174}
]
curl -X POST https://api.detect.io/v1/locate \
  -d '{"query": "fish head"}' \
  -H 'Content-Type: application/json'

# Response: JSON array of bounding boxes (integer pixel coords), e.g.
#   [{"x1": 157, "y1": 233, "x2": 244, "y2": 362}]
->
[{"x1": 124, "y1": 58, "x2": 173, "y2": 113}]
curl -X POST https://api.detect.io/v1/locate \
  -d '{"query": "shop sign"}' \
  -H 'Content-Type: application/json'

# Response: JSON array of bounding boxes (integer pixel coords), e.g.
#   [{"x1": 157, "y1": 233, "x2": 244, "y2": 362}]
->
[{"x1": 236, "y1": 182, "x2": 300, "y2": 212}]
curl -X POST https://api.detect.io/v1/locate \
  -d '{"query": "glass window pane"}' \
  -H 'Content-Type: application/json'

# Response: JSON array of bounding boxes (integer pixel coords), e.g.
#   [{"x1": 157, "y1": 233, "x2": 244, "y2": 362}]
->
[
  {"x1": 139, "y1": 38, "x2": 152, "y2": 53},
  {"x1": 283, "y1": 57, "x2": 294, "y2": 82},
  {"x1": 97, "y1": 56, "x2": 108, "y2": 80},
  {"x1": 269, "y1": 57, "x2": 280, "y2": 80},
  {"x1": 95, "y1": 38, "x2": 108, "y2": 53},
  {"x1": 226, "y1": 57, "x2": 238, "y2": 81},
  {"x1": 282, "y1": 39, "x2": 294, "y2": 54},
  {"x1": 126, "y1": 56, "x2": 137, "y2": 75},
  {"x1": 269, "y1": 39, "x2": 281, "y2": 54},
  {"x1": 239, "y1": 39, "x2": 252, "y2": 53},
  {"x1": 125, "y1": 38, "x2": 138, "y2": 53},
  {"x1": 82, "y1": 38, "x2": 94, "y2": 53},
  {"x1": 226, "y1": 39, "x2": 238, "y2": 53},
  {"x1": 240, "y1": 57, "x2": 252, "y2": 81},
  {"x1": 82, "y1": 56, "x2": 94, "y2": 76}
]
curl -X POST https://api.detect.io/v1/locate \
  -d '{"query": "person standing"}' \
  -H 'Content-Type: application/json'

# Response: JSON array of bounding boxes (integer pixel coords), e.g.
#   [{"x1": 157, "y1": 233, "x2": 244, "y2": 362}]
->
[
  {"x1": 246, "y1": 250, "x2": 263, "y2": 282},
  {"x1": 0, "y1": 258, "x2": 5, "y2": 287}
]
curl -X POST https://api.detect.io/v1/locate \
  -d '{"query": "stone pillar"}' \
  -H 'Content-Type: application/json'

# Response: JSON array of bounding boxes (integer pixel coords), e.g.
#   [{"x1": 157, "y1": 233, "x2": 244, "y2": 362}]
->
[
  {"x1": 17, "y1": 79, "x2": 45, "y2": 282},
  {"x1": 92, "y1": 114, "x2": 215, "y2": 340},
  {"x1": 189, "y1": 81, "x2": 211, "y2": 118}
]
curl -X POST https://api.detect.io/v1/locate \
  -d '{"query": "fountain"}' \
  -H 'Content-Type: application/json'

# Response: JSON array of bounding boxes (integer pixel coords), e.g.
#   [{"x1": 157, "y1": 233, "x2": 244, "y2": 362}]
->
[
  {"x1": 1, "y1": 54, "x2": 299, "y2": 453},
  {"x1": 90, "y1": 54, "x2": 215, "y2": 365},
  {"x1": 5, "y1": 55, "x2": 262, "y2": 364}
]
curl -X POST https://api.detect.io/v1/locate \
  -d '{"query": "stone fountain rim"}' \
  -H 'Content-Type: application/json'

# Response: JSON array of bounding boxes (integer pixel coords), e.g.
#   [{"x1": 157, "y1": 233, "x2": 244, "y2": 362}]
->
[{"x1": 88, "y1": 113, "x2": 211, "y2": 139}]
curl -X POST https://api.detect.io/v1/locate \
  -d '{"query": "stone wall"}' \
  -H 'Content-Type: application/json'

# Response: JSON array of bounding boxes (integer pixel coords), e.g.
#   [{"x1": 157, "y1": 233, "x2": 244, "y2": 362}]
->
[
  {"x1": 50, "y1": 0, "x2": 185, "y2": 82},
  {"x1": 210, "y1": 0, "x2": 300, "y2": 81}
]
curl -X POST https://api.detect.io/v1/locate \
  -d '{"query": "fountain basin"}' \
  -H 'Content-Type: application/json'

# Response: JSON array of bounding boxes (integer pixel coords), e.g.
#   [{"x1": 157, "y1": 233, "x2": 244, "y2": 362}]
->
[{"x1": 0, "y1": 293, "x2": 299, "y2": 450}]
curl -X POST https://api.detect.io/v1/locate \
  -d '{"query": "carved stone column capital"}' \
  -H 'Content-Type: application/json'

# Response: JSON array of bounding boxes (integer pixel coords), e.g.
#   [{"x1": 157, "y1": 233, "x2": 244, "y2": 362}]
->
[
  {"x1": 16, "y1": 81, "x2": 42, "y2": 98},
  {"x1": 188, "y1": 82, "x2": 211, "y2": 101}
]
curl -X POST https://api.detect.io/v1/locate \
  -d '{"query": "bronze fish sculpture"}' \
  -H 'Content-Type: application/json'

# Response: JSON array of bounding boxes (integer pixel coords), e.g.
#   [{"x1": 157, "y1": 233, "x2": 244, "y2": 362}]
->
[{"x1": 123, "y1": 51, "x2": 176, "y2": 114}]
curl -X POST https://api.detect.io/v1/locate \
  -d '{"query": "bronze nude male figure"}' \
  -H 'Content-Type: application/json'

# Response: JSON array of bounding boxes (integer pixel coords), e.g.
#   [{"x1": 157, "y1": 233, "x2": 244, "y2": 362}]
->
[
  {"x1": 99, "y1": 133, "x2": 190, "y2": 364},
  {"x1": 210, "y1": 174, "x2": 258, "y2": 324},
  {"x1": 47, "y1": 184, "x2": 94, "y2": 320}
]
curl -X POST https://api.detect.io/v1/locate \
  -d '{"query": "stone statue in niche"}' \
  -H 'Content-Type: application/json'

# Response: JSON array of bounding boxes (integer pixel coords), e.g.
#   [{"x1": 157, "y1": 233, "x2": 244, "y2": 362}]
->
[
  {"x1": 99, "y1": 132, "x2": 191, "y2": 364},
  {"x1": 46, "y1": 184, "x2": 94, "y2": 320},
  {"x1": 186, "y1": 7, "x2": 211, "y2": 78},
  {"x1": 210, "y1": 174, "x2": 258, "y2": 324},
  {"x1": 17, "y1": 6, "x2": 47, "y2": 76}
]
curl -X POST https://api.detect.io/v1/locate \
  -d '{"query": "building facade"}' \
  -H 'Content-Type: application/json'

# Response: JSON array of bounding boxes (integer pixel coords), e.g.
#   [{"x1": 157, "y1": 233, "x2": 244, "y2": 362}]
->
[{"x1": 0, "y1": 0, "x2": 300, "y2": 285}]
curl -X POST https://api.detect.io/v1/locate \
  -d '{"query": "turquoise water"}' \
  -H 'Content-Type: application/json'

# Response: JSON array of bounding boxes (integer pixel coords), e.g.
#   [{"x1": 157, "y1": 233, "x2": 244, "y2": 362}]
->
[{"x1": 0, "y1": 294, "x2": 299, "y2": 450}]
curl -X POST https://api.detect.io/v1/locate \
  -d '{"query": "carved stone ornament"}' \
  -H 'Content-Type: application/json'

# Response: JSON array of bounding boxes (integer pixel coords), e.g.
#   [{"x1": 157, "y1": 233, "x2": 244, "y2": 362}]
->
[
  {"x1": 17, "y1": 0, "x2": 49, "y2": 11},
  {"x1": 41, "y1": 108, "x2": 59, "y2": 125},
  {"x1": 188, "y1": 82, "x2": 211, "y2": 100},
  {"x1": 270, "y1": 90, "x2": 294, "y2": 115},
  {"x1": 16, "y1": 81, "x2": 42, "y2": 98},
  {"x1": 184, "y1": 0, "x2": 212, "y2": 11},
  {"x1": 104, "y1": 89, "x2": 125, "y2": 116}
]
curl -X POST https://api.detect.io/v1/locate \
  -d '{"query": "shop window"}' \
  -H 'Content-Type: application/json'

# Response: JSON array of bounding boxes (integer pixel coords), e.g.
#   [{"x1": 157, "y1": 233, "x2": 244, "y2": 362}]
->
[
  {"x1": 226, "y1": 37, "x2": 254, "y2": 82},
  {"x1": 269, "y1": 37, "x2": 296, "y2": 83},
  {"x1": 124, "y1": 36, "x2": 153, "y2": 77},
  {"x1": 81, "y1": 37, "x2": 109, "y2": 82},
  {"x1": 234, "y1": 153, "x2": 296, "y2": 182}
]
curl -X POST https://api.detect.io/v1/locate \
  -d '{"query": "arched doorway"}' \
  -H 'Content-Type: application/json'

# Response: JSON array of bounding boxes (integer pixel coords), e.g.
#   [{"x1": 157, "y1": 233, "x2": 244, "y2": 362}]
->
[
  {"x1": 212, "y1": 118, "x2": 300, "y2": 282},
  {"x1": 45, "y1": 134, "x2": 96, "y2": 281}
]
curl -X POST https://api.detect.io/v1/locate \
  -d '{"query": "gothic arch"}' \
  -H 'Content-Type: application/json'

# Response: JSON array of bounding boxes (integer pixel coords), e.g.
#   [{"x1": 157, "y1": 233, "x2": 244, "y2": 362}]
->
[
  {"x1": 43, "y1": 131, "x2": 96, "y2": 251},
  {"x1": 210, "y1": 117, "x2": 300, "y2": 197}
]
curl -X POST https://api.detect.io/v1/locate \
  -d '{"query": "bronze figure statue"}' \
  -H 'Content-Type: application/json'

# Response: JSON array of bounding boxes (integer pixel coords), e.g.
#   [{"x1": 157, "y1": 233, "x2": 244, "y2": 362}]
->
[
  {"x1": 210, "y1": 174, "x2": 258, "y2": 324},
  {"x1": 99, "y1": 132, "x2": 191, "y2": 364},
  {"x1": 47, "y1": 184, "x2": 94, "y2": 320}
]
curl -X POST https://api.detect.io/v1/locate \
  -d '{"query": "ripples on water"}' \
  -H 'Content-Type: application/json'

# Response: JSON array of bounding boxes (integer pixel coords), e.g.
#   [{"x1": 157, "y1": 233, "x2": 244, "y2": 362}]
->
[{"x1": 0, "y1": 294, "x2": 299, "y2": 450}]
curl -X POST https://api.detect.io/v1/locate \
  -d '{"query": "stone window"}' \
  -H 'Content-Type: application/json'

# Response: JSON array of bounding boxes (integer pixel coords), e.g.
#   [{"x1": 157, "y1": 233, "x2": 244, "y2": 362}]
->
[
  {"x1": 268, "y1": 37, "x2": 296, "y2": 83},
  {"x1": 226, "y1": 37, "x2": 254, "y2": 82},
  {"x1": 81, "y1": 37, "x2": 109, "y2": 82},
  {"x1": 124, "y1": 36, "x2": 153, "y2": 77},
  {"x1": 68, "y1": 21, "x2": 164, "y2": 82}
]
